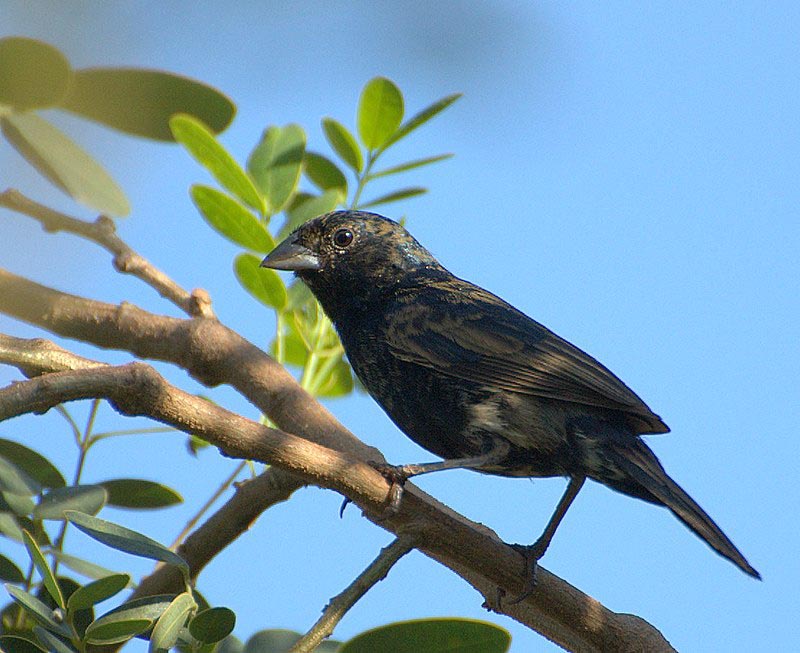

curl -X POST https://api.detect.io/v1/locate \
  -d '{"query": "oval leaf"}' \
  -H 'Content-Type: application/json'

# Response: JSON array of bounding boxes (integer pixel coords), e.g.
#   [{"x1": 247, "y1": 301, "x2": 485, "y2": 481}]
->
[
  {"x1": 357, "y1": 77, "x2": 404, "y2": 150},
  {"x1": 0, "y1": 512, "x2": 24, "y2": 541},
  {"x1": 383, "y1": 93, "x2": 462, "y2": 150},
  {"x1": 49, "y1": 551, "x2": 127, "y2": 582},
  {"x1": 34, "y1": 485, "x2": 107, "y2": 521},
  {"x1": 0, "y1": 455, "x2": 40, "y2": 495},
  {"x1": 84, "y1": 618, "x2": 152, "y2": 646},
  {"x1": 340, "y1": 618, "x2": 511, "y2": 653},
  {"x1": 59, "y1": 68, "x2": 235, "y2": 141},
  {"x1": 0, "y1": 635, "x2": 47, "y2": 653},
  {"x1": 189, "y1": 607, "x2": 236, "y2": 645},
  {"x1": 1, "y1": 491, "x2": 35, "y2": 516},
  {"x1": 360, "y1": 187, "x2": 426, "y2": 209},
  {"x1": 170, "y1": 114, "x2": 264, "y2": 213},
  {"x1": 0, "y1": 553, "x2": 25, "y2": 582},
  {"x1": 244, "y1": 630, "x2": 301, "y2": 653},
  {"x1": 149, "y1": 592, "x2": 196, "y2": 653},
  {"x1": 369, "y1": 153, "x2": 453, "y2": 179},
  {"x1": 0, "y1": 439, "x2": 66, "y2": 489},
  {"x1": 64, "y1": 511, "x2": 188, "y2": 576},
  {"x1": 22, "y1": 530, "x2": 65, "y2": 609},
  {"x1": 4, "y1": 585, "x2": 70, "y2": 637},
  {"x1": 314, "y1": 357, "x2": 354, "y2": 398},
  {"x1": 321, "y1": 118, "x2": 362, "y2": 173},
  {"x1": 99, "y1": 479, "x2": 182, "y2": 510},
  {"x1": 67, "y1": 574, "x2": 131, "y2": 611},
  {"x1": 279, "y1": 189, "x2": 342, "y2": 240},
  {"x1": 190, "y1": 186, "x2": 274, "y2": 253},
  {"x1": 0, "y1": 37, "x2": 72, "y2": 110},
  {"x1": 32, "y1": 627, "x2": 76, "y2": 653},
  {"x1": 0, "y1": 113, "x2": 130, "y2": 216},
  {"x1": 303, "y1": 152, "x2": 347, "y2": 195},
  {"x1": 234, "y1": 253, "x2": 287, "y2": 310},
  {"x1": 247, "y1": 124, "x2": 306, "y2": 214}
]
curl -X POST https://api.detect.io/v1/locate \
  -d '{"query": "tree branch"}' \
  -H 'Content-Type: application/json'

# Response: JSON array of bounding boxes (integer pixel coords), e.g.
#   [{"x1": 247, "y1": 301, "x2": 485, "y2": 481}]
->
[{"x1": 0, "y1": 330, "x2": 675, "y2": 652}]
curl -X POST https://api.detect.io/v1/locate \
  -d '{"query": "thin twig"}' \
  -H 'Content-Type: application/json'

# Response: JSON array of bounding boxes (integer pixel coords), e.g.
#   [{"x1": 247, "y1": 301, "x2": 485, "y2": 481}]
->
[
  {"x1": 0, "y1": 189, "x2": 214, "y2": 318},
  {"x1": 290, "y1": 537, "x2": 416, "y2": 653}
]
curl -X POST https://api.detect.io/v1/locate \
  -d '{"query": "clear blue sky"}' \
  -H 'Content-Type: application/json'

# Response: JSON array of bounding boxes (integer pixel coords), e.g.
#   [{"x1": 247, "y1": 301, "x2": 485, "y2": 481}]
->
[{"x1": 2, "y1": 3, "x2": 798, "y2": 651}]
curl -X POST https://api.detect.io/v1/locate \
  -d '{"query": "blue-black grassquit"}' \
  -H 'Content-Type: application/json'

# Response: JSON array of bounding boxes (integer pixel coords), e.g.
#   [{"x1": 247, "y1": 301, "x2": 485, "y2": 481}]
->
[{"x1": 261, "y1": 210, "x2": 759, "y2": 588}]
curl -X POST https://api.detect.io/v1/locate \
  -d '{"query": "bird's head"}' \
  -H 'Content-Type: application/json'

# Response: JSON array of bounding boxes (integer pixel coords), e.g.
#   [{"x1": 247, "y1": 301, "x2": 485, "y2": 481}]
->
[{"x1": 261, "y1": 210, "x2": 444, "y2": 307}]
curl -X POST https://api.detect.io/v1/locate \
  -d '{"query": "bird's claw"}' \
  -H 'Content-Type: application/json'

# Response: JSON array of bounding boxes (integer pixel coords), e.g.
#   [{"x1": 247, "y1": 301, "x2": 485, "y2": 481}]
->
[
  {"x1": 372, "y1": 462, "x2": 411, "y2": 516},
  {"x1": 503, "y1": 543, "x2": 543, "y2": 605}
]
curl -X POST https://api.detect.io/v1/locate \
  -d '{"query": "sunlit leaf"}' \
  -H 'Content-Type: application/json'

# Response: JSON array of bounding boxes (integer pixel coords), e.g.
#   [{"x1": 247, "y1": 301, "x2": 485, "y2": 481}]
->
[
  {"x1": 278, "y1": 189, "x2": 342, "y2": 239},
  {"x1": 60, "y1": 68, "x2": 234, "y2": 141},
  {"x1": 67, "y1": 574, "x2": 131, "y2": 611},
  {"x1": 357, "y1": 77, "x2": 404, "y2": 150},
  {"x1": 190, "y1": 185, "x2": 274, "y2": 252},
  {"x1": 0, "y1": 512, "x2": 24, "y2": 541},
  {"x1": 189, "y1": 607, "x2": 236, "y2": 645},
  {"x1": 170, "y1": 114, "x2": 264, "y2": 212},
  {"x1": 359, "y1": 186, "x2": 426, "y2": 209},
  {"x1": 49, "y1": 551, "x2": 128, "y2": 583},
  {"x1": 33, "y1": 627, "x2": 76, "y2": 653},
  {"x1": 247, "y1": 124, "x2": 306, "y2": 214},
  {"x1": 99, "y1": 479, "x2": 183, "y2": 510},
  {"x1": 4, "y1": 585, "x2": 70, "y2": 637},
  {"x1": 303, "y1": 152, "x2": 347, "y2": 195},
  {"x1": 369, "y1": 153, "x2": 453, "y2": 179},
  {"x1": 314, "y1": 357, "x2": 354, "y2": 398},
  {"x1": 34, "y1": 485, "x2": 107, "y2": 521},
  {"x1": 0, "y1": 455, "x2": 39, "y2": 495},
  {"x1": 149, "y1": 592, "x2": 196, "y2": 653},
  {"x1": 234, "y1": 253, "x2": 287, "y2": 310},
  {"x1": 321, "y1": 118, "x2": 362, "y2": 173},
  {"x1": 84, "y1": 617, "x2": 152, "y2": 646},
  {"x1": 0, "y1": 439, "x2": 65, "y2": 489},
  {"x1": 0, "y1": 113, "x2": 130, "y2": 216},
  {"x1": 65, "y1": 511, "x2": 189, "y2": 576},
  {"x1": 382, "y1": 93, "x2": 462, "y2": 150},
  {"x1": 22, "y1": 531, "x2": 65, "y2": 609},
  {"x1": 0, "y1": 554, "x2": 24, "y2": 582},
  {"x1": 1, "y1": 491, "x2": 35, "y2": 516},
  {"x1": 0, "y1": 37, "x2": 71, "y2": 110},
  {"x1": 339, "y1": 618, "x2": 511, "y2": 653}
]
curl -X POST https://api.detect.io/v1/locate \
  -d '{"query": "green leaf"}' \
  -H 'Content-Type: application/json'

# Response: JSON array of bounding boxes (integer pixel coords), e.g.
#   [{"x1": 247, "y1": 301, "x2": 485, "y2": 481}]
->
[
  {"x1": 189, "y1": 607, "x2": 235, "y2": 645},
  {"x1": 339, "y1": 618, "x2": 511, "y2": 653},
  {"x1": 0, "y1": 635, "x2": 47, "y2": 653},
  {"x1": 360, "y1": 186, "x2": 426, "y2": 209},
  {"x1": 32, "y1": 627, "x2": 76, "y2": 653},
  {"x1": 0, "y1": 455, "x2": 39, "y2": 495},
  {"x1": 0, "y1": 512, "x2": 24, "y2": 541},
  {"x1": 59, "y1": 68, "x2": 235, "y2": 141},
  {"x1": 22, "y1": 531, "x2": 65, "y2": 609},
  {"x1": 217, "y1": 635, "x2": 244, "y2": 653},
  {"x1": 0, "y1": 113, "x2": 130, "y2": 217},
  {"x1": 321, "y1": 118, "x2": 363, "y2": 173},
  {"x1": 243, "y1": 629, "x2": 301, "y2": 653},
  {"x1": 279, "y1": 189, "x2": 342, "y2": 240},
  {"x1": 65, "y1": 511, "x2": 189, "y2": 577},
  {"x1": 271, "y1": 323, "x2": 309, "y2": 367},
  {"x1": 369, "y1": 153, "x2": 453, "y2": 179},
  {"x1": 315, "y1": 357, "x2": 354, "y2": 398},
  {"x1": 247, "y1": 124, "x2": 306, "y2": 214},
  {"x1": 84, "y1": 617, "x2": 152, "y2": 646},
  {"x1": 4, "y1": 585, "x2": 70, "y2": 637},
  {"x1": 190, "y1": 185, "x2": 274, "y2": 253},
  {"x1": 0, "y1": 37, "x2": 71, "y2": 111},
  {"x1": 67, "y1": 574, "x2": 131, "y2": 611},
  {"x1": 1, "y1": 491, "x2": 35, "y2": 516},
  {"x1": 0, "y1": 553, "x2": 24, "y2": 582},
  {"x1": 0, "y1": 439, "x2": 65, "y2": 489},
  {"x1": 303, "y1": 152, "x2": 347, "y2": 195},
  {"x1": 49, "y1": 551, "x2": 128, "y2": 583},
  {"x1": 357, "y1": 77, "x2": 404, "y2": 150},
  {"x1": 34, "y1": 485, "x2": 107, "y2": 521},
  {"x1": 234, "y1": 253, "x2": 287, "y2": 310},
  {"x1": 99, "y1": 479, "x2": 183, "y2": 510},
  {"x1": 170, "y1": 114, "x2": 264, "y2": 213},
  {"x1": 149, "y1": 592, "x2": 196, "y2": 653},
  {"x1": 382, "y1": 92, "x2": 462, "y2": 150}
]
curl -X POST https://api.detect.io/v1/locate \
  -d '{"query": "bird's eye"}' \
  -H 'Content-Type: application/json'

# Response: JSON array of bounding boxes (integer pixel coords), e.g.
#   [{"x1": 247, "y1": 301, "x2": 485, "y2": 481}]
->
[{"x1": 332, "y1": 228, "x2": 354, "y2": 248}]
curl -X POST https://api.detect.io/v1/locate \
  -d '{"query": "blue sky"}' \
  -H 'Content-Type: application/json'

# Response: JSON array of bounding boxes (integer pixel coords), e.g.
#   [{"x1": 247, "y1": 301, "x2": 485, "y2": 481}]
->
[{"x1": 2, "y1": 3, "x2": 798, "y2": 651}]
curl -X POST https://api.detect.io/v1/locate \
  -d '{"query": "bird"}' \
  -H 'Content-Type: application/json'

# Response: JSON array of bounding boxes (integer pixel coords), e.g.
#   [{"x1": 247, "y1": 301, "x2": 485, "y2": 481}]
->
[{"x1": 260, "y1": 210, "x2": 760, "y2": 594}]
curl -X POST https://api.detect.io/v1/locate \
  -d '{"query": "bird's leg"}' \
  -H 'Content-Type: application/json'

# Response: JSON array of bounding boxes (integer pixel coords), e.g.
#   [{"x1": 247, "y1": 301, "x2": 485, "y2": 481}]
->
[
  {"x1": 508, "y1": 475, "x2": 586, "y2": 604},
  {"x1": 374, "y1": 440, "x2": 511, "y2": 513}
]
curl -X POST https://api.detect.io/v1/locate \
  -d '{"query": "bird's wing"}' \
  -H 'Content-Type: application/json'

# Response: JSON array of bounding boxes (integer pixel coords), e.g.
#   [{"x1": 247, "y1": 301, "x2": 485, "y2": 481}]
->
[{"x1": 386, "y1": 281, "x2": 669, "y2": 434}]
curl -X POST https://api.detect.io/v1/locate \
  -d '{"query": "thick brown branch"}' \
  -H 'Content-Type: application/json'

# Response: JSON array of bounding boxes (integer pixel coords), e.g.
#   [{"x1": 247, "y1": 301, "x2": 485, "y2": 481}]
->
[
  {"x1": 0, "y1": 189, "x2": 213, "y2": 318},
  {"x1": 0, "y1": 337, "x2": 674, "y2": 652}
]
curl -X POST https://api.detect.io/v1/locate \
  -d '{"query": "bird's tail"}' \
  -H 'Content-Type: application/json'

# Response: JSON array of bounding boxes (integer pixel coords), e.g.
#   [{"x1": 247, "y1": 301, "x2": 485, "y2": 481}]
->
[{"x1": 598, "y1": 438, "x2": 760, "y2": 579}]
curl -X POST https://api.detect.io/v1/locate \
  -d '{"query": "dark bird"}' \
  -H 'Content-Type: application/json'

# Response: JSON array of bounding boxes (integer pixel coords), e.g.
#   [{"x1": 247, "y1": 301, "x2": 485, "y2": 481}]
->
[{"x1": 261, "y1": 210, "x2": 760, "y2": 592}]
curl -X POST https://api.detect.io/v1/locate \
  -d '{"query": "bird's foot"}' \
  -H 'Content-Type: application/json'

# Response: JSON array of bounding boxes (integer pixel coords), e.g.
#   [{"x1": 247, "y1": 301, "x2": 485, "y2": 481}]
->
[
  {"x1": 371, "y1": 462, "x2": 412, "y2": 516},
  {"x1": 504, "y1": 541, "x2": 546, "y2": 605}
]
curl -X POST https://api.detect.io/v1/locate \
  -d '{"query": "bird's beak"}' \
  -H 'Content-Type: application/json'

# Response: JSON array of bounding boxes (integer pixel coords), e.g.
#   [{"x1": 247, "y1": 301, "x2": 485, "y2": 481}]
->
[{"x1": 260, "y1": 236, "x2": 321, "y2": 271}]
